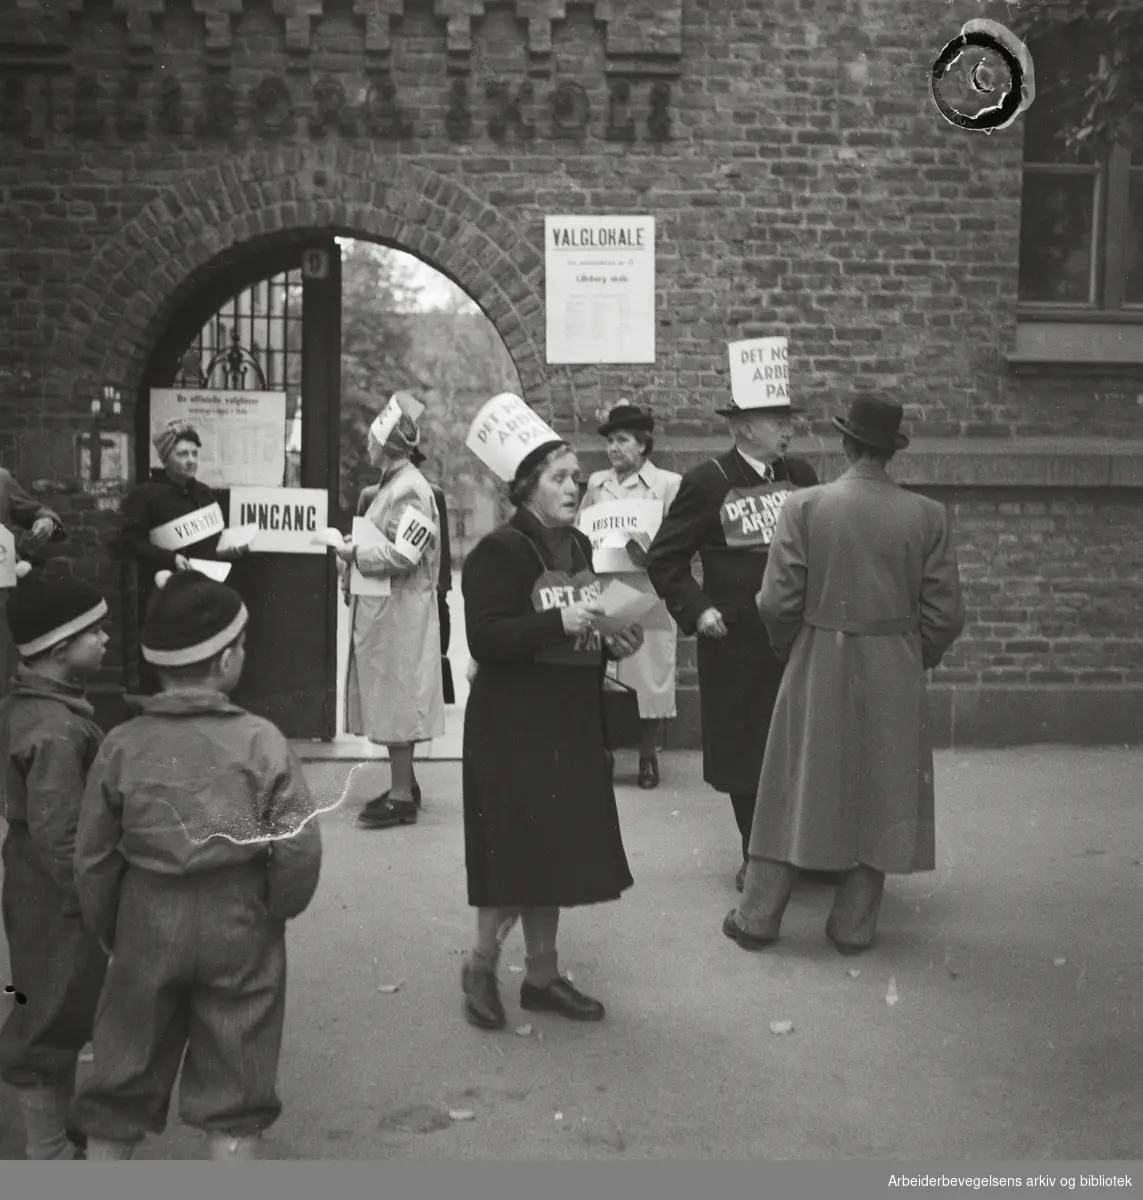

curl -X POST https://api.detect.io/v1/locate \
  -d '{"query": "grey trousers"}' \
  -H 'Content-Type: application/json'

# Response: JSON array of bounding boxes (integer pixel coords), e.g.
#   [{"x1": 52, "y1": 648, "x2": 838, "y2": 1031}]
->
[
  {"x1": 736, "y1": 858, "x2": 886, "y2": 948},
  {"x1": 72, "y1": 862, "x2": 287, "y2": 1143}
]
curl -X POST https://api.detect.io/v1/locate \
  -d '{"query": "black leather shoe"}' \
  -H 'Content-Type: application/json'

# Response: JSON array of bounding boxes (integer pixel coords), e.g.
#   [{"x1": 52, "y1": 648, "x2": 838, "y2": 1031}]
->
[
  {"x1": 362, "y1": 785, "x2": 421, "y2": 813},
  {"x1": 357, "y1": 795, "x2": 418, "y2": 829},
  {"x1": 638, "y1": 756, "x2": 660, "y2": 789},
  {"x1": 826, "y1": 933, "x2": 870, "y2": 957},
  {"x1": 722, "y1": 909, "x2": 776, "y2": 951},
  {"x1": 462, "y1": 962, "x2": 506, "y2": 1030},
  {"x1": 520, "y1": 978, "x2": 605, "y2": 1022}
]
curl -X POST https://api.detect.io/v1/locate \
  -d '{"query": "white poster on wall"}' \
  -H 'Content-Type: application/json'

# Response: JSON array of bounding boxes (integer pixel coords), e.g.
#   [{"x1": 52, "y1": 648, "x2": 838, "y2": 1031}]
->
[
  {"x1": 229, "y1": 486, "x2": 328, "y2": 554},
  {"x1": 545, "y1": 216, "x2": 655, "y2": 365},
  {"x1": 149, "y1": 388, "x2": 288, "y2": 489}
]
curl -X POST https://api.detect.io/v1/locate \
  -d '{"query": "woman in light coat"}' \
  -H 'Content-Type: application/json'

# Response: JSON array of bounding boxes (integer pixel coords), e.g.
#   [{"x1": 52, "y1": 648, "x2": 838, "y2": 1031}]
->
[
  {"x1": 335, "y1": 396, "x2": 445, "y2": 830},
  {"x1": 580, "y1": 404, "x2": 681, "y2": 789}
]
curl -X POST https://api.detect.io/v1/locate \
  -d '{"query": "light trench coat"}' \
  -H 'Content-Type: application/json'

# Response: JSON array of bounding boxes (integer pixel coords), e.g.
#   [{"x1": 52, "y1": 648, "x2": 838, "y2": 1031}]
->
[
  {"x1": 581, "y1": 459, "x2": 682, "y2": 720},
  {"x1": 748, "y1": 460, "x2": 965, "y2": 874},
  {"x1": 345, "y1": 461, "x2": 446, "y2": 745}
]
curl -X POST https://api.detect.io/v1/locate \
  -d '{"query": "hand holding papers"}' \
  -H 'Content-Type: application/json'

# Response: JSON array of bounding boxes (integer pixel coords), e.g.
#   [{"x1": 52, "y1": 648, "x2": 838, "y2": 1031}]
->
[
  {"x1": 312, "y1": 527, "x2": 347, "y2": 551},
  {"x1": 216, "y1": 523, "x2": 259, "y2": 555},
  {"x1": 593, "y1": 578, "x2": 662, "y2": 637}
]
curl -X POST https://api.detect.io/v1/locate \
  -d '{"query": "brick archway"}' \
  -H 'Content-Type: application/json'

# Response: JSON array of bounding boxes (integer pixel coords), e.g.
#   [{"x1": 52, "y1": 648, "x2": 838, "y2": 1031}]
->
[{"x1": 58, "y1": 145, "x2": 550, "y2": 411}]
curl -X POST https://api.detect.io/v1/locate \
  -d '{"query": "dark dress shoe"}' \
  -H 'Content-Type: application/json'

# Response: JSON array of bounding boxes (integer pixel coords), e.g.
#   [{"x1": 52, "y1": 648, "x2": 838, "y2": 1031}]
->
[
  {"x1": 637, "y1": 756, "x2": 660, "y2": 789},
  {"x1": 722, "y1": 909, "x2": 776, "y2": 951},
  {"x1": 362, "y1": 784, "x2": 421, "y2": 813},
  {"x1": 358, "y1": 794, "x2": 418, "y2": 829},
  {"x1": 735, "y1": 862, "x2": 747, "y2": 892},
  {"x1": 462, "y1": 962, "x2": 506, "y2": 1030},
  {"x1": 520, "y1": 978, "x2": 605, "y2": 1022},
  {"x1": 826, "y1": 933, "x2": 870, "y2": 957}
]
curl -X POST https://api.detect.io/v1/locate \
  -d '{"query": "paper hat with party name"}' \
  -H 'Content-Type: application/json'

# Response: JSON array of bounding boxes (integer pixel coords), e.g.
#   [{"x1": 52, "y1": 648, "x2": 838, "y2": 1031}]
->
[
  {"x1": 465, "y1": 393, "x2": 565, "y2": 482},
  {"x1": 720, "y1": 336, "x2": 796, "y2": 417},
  {"x1": 6, "y1": 564, "x2": 108, "y2": 658},
  {"x1": 142, "y1": 569, "x2": 248, "y2": 667},
  {"x1": 369, "y1": 392, "x2": 426, "y2": 450}
]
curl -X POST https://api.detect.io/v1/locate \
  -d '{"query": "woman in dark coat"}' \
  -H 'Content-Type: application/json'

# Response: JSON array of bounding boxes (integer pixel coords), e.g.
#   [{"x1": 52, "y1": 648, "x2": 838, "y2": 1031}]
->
[
  {"x1": 460, "y1": 439, "x2": 643, "y2": 1031},
  {"x1": 120, "y1": 419, "x2": 248, "y2": 691}
]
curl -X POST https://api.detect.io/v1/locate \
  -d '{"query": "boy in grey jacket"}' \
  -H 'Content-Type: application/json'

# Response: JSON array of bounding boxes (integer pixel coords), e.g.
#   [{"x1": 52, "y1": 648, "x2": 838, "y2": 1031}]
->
[
  {"x1": 0, "y1": 567, "x2": 109, "y2": 1159},
  {"x1": 71, "y1": 569, "x2": 323, "y2": 1160}
]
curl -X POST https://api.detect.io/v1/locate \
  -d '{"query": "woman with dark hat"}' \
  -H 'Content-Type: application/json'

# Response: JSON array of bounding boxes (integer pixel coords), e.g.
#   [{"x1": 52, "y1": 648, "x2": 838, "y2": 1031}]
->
[
  {"x1": 458, "y1": 394, "x2": 643, "y2": 1031},
  {"x1": 580, "y1": 402, "x2": 682, "y2": 789},
  {"x1": 120, "y1": 419, "x2": 249, "y2": 688}
]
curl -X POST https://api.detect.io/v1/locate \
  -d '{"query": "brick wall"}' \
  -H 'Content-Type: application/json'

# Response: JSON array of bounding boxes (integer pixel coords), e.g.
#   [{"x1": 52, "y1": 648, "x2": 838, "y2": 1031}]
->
[{"x1": 1, "y1": 0, "x2": 1141, "y2": 742}]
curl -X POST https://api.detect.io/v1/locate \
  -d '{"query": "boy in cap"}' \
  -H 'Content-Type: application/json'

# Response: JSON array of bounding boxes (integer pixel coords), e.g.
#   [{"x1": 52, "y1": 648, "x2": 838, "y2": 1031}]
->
[
  {"x1": 71, "y1": 570, "x2": 323, "y2": 1160},
  {"x1": 0, "y1": 565, "x2": 110, "y2": 1159}
]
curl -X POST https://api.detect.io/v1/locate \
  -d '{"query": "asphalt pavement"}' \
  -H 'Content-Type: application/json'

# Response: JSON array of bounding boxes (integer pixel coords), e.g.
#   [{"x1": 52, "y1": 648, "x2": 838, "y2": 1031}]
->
[{"x1": 2, "y1": 747, "x2": 1140, "y2": 1159}]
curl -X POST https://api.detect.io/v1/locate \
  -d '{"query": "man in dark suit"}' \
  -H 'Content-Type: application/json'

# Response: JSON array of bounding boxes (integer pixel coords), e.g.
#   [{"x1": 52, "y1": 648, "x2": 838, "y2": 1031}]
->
[{"x1": 645, "y1": 390, "x2": 819, "y2": 893}]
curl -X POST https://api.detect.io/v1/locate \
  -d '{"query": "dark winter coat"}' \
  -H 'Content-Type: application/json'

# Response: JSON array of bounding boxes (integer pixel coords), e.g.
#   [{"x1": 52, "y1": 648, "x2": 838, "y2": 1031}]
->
[
  {"x1": 460, "y1": 507, "x2": 634, "y2": 909},
  {"x1": 645, "y1": 447, "x2": 819, "y2": 795}
]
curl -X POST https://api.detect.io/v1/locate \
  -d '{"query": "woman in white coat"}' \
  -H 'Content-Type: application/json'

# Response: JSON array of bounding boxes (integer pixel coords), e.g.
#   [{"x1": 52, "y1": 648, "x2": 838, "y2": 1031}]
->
[
  {"x1": 335, "y1": 394, "x2": 445, "y2": 830},
  {"x1": 581, "y1": 403, "x2": 682, "y2": 789}
]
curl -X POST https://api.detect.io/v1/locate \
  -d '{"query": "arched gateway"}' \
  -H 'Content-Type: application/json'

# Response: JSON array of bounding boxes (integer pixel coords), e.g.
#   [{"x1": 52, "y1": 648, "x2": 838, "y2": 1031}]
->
[{"x1": 50, "y1": 150, "x2": 548, "y2": 738}]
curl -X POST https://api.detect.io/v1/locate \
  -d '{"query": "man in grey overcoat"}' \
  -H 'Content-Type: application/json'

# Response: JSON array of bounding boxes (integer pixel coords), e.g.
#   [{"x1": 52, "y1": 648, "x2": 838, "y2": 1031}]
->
[{"x1": 723, "y1": 395, "x2": 965, "y2": 956}]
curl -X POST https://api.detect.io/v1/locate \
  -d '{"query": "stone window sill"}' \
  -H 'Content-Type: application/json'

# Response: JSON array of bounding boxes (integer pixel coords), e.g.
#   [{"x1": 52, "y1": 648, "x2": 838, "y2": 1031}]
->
[{"x1": 1007, "y1": 320, "x2": 1143, "y2": 370}]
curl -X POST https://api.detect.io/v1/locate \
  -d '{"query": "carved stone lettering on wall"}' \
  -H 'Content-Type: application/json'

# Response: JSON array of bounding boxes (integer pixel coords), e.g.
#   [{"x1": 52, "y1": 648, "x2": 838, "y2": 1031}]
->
[
  {"x1": 445, "y1": 77, "x2": 473, "y2": 143},
  {"x1": 486, "y1": 80, "x2": 536, "y2": 144},
  {"x1": 309, "y1": 76, "x2": 355, "y2": 137},
  {"x1": 252, "y1": 75, "x2": 295, "y2": 138},
  {"x1": 72, "y1": 74, "x2": 104, "y2": 139},
  {"x1": 550, "y1": 81, "x2": 589, "y2": 140},
  {"x1": 606, "y1": 79, "x2": 635, "y2": 144},
  {"x1": 0, "y1": 69, "x2": 673, "y2": 146},
  {"x1": 198, "y1": 78, "x2": 239, "y2": 139},
  {"x1": 361, "y1": 75, "x2": 414, "y2": 140},
  {"x1": 116, "y1": 72, "x2": 148, "y2": 141},
  {"x1": 158, "y1": 78, "x2": 183, "y2": 137}
]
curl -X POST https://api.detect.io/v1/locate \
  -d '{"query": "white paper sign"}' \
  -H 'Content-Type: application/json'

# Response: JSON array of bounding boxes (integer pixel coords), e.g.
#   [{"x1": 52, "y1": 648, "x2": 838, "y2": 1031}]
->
[
  {"x1": 594, "y1": 578, "x2": 663, "y2": 636},
  {"x1": 0, "y1": 526, "x2": 16, "y2": 589},
  {"x1": 545, "y1": 216, "x2": 655, "y2": 365},
  {"x1": 368, "y1": 393, "x2": 425, "y2": 447},
  {"x1": 578, "y1": 499, "x2": 664, "y2": 573},
  {"x1": 394, "y1": 506, "x2": 437, "y2": 566},
  {"x1": 727, "y1": 337, "x2": 791, "y2": 410},
  {"x1": 350, "y1": 517, "x2": 390, "y2": 597},
  {"x1": 149, "y1": 389, "x2": 288, "y2": 489},
  {"x1": 466, "y1": 393, "x2": 562, "y2": 482},
  {"x1": 187, "y1": 559, "x2": 231, "y2": 582},
  {"x1": 229, "y1": 487, "x2": 328, "y2": 555}
]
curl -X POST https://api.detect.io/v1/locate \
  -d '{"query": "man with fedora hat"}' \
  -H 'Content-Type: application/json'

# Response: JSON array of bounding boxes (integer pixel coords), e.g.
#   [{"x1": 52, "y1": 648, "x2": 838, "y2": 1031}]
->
[
  {"x1": 723, "y1": 394, "x2": 965, "y2": 956},
  {"x1": 581, "y1": 402, "x2": 681, "y2": 789},
  {"x1": 645, "y1": 373, "x2": 818, "y2": 889}
]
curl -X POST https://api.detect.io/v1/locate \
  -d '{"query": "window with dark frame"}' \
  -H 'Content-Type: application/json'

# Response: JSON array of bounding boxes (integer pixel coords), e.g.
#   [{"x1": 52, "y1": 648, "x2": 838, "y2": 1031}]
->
[{"x1": 1018, "y1": 38, "x2": 1143, "y2": 314}]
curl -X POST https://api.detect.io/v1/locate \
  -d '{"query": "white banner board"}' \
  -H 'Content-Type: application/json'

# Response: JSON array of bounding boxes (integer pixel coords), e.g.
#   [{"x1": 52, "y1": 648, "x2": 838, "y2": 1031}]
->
[
  {"x1": 578, "y1": 498, "x2": 664, "y2": 574},
  {"x1": 229, "y1": 487, "x2": 328, "y2": 554},
  {"x1": 727, "y1": 337, "x2": 791, "y2": 410},
  {"x1": 149, "y1": 388, "x2": 288, "y2": 489},
  {"x1": 545, "y1": 216, "x2": 655, "y2": 365}
]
